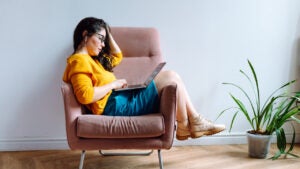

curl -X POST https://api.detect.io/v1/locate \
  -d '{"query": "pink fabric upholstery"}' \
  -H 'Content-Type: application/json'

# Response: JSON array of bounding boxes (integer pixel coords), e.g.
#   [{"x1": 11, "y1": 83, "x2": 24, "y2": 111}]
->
[
  {"x1": 61, "y1": 27, "x2": 177, "y2": 151},
  {"x1": 111, "y1": 27, "x2": 163, "y2": 85},
  {"x1": 77, "y1": 114, "x2": 165, "y2": 138}
]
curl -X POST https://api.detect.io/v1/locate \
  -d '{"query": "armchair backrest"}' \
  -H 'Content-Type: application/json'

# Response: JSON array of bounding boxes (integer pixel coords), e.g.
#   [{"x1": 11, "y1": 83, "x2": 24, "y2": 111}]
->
[{"x1": 111, "y1": 27, "x2": 164, "y2": 84}]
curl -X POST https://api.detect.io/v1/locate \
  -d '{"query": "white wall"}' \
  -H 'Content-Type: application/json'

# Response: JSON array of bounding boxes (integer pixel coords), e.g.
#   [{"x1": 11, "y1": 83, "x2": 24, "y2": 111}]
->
[{"x1": 0, "y1": 0, "x2": 300, "y2": 150}]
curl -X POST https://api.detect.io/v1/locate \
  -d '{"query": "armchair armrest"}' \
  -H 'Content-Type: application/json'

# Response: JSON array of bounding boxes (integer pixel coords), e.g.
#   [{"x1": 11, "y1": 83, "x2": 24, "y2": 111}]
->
[
  {"x1": 159, "y1": 83, "x2": 177, "y2": 148},
  {"x1": 61, "y1": 82, "x2": 84, "y2": 142}
]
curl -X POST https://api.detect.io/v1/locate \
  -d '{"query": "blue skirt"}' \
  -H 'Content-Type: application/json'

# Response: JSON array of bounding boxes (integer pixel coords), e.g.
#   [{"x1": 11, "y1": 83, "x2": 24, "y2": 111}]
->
[{"x1": 103, "y1": 80, "x2": 159, "y2": 116}]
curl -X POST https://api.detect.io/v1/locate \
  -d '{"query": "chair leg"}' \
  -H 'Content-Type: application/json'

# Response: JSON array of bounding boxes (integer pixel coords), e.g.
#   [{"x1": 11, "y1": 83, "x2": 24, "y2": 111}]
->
[
  {"x1": 79, "y1": 150, "x2": 86, "y2": 169},
  {"x1": 158, "y1": 149, "x2": 164, "y2": 169},
  {"x1": 99, "y1": 150, "x2": 153, "y2": 156}
]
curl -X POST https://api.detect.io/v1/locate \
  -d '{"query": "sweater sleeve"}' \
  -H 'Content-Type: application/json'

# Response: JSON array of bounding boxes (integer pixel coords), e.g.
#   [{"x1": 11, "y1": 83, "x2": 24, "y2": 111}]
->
[
  {"x1": 63, "y1": 56, "x2": 94, "y2": 104},
  {"x1": 70, "y1": 73, "x2": 94, "y2": 104},
  {"x1": 111, "y1": 52, "x2": 123, "y2": 67}
]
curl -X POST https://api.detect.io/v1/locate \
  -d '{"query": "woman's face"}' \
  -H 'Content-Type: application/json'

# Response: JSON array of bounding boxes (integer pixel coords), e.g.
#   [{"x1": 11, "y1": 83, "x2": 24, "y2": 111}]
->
[{"x1": 86, "y1": 28, "x2": 106, "y2": 56}]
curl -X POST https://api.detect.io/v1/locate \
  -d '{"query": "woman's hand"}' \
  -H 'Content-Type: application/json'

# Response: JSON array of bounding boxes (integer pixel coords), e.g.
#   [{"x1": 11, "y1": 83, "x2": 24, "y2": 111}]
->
[
  {"x1": 92, "y1": 79, "x2": 127, "y2": 103},
  {"x1": 105, "y1": 26, "x2": 121, "y2": 54},
  {"x1": 111, "y1": 79, "x2": 127, "y2": 89}
]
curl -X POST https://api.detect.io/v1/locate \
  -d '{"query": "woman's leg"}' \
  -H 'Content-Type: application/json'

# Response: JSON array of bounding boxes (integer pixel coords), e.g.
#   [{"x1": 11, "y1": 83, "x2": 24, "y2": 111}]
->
[
  {"x1": 155, "y1": 71, "x2": 198, "y2": 118},
  {"x1": 154, "y1": 70, "x2": 225, "y2": 140},
  {"x1": 154, "y1": 70, "x2": 192, "y2": 140}
]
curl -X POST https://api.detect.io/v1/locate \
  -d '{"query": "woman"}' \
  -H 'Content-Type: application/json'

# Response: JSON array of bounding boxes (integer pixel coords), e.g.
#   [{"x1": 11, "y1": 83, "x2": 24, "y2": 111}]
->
[{"x1": 63, "y1": 17, "x2": 225, "y2": 140}]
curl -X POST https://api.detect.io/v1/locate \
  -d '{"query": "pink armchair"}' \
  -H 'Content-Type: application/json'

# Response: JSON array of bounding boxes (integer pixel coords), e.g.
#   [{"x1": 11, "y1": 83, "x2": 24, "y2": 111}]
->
[{"x1": 61, "y1": 27, "x2": 177, "y2": 169}]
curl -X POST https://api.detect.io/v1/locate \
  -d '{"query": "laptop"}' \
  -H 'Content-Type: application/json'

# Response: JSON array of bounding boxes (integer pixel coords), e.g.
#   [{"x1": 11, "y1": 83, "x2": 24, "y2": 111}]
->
[{"x1": 114, "y1": 62, "x2": 166, "y2": 91}]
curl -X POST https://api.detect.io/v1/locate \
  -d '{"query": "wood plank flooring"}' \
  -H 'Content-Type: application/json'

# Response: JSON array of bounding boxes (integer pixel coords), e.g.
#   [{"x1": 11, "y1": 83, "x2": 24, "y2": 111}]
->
[{"x1": 0, "y1": 144, "x2": 299, "y2": 169}]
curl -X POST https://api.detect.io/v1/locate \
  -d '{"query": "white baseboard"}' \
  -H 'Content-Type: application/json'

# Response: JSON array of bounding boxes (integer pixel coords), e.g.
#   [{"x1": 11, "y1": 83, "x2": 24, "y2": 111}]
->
[
  {"x1": 0, "y1": 132, "x2": 299, "y2": 151},
  {"x1": 174, "y1": 133, "x2": 248, "y2": 146},
  {"x1": 174, "y1": 132, "x2": 300, "y2": 146},
  {"x1": 0, "y1": 138, "x2": 68, "y2": 151}
]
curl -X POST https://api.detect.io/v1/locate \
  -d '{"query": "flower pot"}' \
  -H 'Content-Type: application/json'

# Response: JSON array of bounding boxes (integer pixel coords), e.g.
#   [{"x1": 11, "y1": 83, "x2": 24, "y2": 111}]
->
[{"x1": 246, "y1": 131, "x2": 272, "y2": 158}]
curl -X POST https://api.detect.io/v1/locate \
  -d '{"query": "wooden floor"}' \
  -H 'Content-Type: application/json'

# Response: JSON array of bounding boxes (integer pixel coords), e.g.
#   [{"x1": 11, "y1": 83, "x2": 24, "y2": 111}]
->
[{"x1": 0, "y1": 144, "x2": 299, "y2": 169}]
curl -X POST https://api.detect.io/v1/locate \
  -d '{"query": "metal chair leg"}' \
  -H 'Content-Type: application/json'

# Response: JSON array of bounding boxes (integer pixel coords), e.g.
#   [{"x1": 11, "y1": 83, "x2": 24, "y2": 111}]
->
[
  {"x1": 79, "y1": 150, "x2": 86, "y2": 169},
  {"x1": 98, "y1": 149, "x2": 163, "y2": 168},
  {"x1": 158, "y1": 149, "x2": 164, "y2": 169},
  {"x1": 99, "y1": 150, "x2": 153, "y2": 156}
]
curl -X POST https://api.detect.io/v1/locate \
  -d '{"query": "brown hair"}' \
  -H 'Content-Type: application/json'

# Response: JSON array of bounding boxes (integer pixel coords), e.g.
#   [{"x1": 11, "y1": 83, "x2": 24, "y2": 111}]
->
[{"x1": 73, "y1": 17, "x2": 113, "y2": 71}]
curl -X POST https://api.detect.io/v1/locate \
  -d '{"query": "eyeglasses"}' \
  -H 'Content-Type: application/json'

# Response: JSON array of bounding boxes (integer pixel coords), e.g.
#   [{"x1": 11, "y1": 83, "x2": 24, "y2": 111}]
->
[{"x1": 95, "y1": 33, "x2": 105, "y2": 43}]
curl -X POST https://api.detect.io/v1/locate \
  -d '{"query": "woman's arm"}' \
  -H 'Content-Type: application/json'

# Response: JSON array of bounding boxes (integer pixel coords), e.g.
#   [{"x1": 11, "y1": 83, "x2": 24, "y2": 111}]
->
[
  {"x1": 106, "y1": 27, "x2": 123, "y2": 67},
  {"x1": 71, "y1": 73, "x2": 127, "y2": 104},
  {"x1": 92, "y1": 79, "x2": 127, "y2": 102},
  {"x1": 107, "y1": 27, "x2": 121, "y2": 54}
]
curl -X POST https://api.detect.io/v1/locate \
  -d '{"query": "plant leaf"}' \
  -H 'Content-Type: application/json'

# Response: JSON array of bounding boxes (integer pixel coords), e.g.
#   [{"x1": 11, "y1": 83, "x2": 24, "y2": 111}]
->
[
  {"x1": 286, "y1": 152, "x2": 300, "y2": 158},
  {"x1": 261, "y1": 80, "x2": 296, "y2": 118},
  {"x1": 230, "y1": 94, "x2": 254, "y2": 129},
  {"x1": 216, "y1": 107, "x2": 235, "y2": 121},
  {"x1": 222, "y1": 82, "x2": 257, "y2": 118},
  {"x1": 287, "y1": 124, "x2": 296, "y2": 153},
  {"x1": 291, "y1": 115, "x2": 300, "y2": 123},
  {"x1": 247, "y1": 60, "x2": 261, "y2": 117},
  {"x1": 276, "y1": 128, "x2": 286, "y2": 153},
  {"x1": 270, "y1": 150, "x2": 282, "y2": 160},
  {"x1": 229, "y1": 111, "x2": 239, "y2": 132}
]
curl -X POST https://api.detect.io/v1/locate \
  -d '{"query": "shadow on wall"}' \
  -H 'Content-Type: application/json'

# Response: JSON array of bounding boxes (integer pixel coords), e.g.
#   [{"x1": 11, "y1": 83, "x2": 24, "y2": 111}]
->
[
  {"x1": 291, "y1": 16, "x2": 300, "y2": 90},
  {"x1": 292, "y1": 39, "x2": 300, "y2": 90},
  {"x1": 289, "y1": 16, "x2": 300, "y2": 142}
]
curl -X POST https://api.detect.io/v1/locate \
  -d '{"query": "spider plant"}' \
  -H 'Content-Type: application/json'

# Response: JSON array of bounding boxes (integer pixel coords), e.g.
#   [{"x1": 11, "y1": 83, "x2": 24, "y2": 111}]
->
[{"x1": 218, "y1": 59, "x2": 300, "y2": 159}]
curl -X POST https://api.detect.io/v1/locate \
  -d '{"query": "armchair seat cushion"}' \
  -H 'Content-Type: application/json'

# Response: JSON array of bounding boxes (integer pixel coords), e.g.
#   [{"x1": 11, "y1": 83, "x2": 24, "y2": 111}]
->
[{"x1": 77, "y1": 114, "x2": 165, "y2": 138}]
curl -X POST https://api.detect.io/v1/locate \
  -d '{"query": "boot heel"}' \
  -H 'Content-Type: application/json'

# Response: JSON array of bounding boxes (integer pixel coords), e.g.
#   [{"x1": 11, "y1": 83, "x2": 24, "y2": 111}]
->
[
  {"x1": 176, "y1": 120, "x2": 190, "y2": 140},
  {"x1": 176, "y1": 135, "x2": 189, "y2": 140},
  {"x1": 190, "y1": 132, "x2": 205, "y2": 139}
]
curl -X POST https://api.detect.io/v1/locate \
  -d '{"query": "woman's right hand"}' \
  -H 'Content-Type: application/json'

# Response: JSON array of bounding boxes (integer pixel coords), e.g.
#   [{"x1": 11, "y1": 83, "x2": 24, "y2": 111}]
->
[
  {"x1": 92, "y1": 79, "x2": 127, "y2": 103},
  {"x1": 111, "y1": 79, "x2": 127, "y2": 89}
]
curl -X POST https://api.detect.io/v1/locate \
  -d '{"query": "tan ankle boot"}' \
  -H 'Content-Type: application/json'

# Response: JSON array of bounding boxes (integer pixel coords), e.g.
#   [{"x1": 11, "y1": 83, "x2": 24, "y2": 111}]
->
[
  {"x1": 189, "y1": 115, "x2": 225, "y2": 139},
  {"x1": 176, "y1": 120, "x2": 190, "y2": 140}
]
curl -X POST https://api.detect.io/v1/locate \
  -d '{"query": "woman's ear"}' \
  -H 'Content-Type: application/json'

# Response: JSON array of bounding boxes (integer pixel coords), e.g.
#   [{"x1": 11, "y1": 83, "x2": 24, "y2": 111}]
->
[
  {"x1": 82, "y1": 30, "x2": 88, "y2": 43},
  {"x1": 82, "y1": 30, "x2": 88, "y2": 38}
]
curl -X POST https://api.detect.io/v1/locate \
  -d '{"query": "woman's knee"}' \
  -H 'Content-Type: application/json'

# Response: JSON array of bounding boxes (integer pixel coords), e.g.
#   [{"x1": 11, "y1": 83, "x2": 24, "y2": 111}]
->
[
  {"x1": 154, "y1": 70, "x2": 181, "y2": 90},
  {"x1": 162, "y1": 70, "x2": 181, "y2": 81}
]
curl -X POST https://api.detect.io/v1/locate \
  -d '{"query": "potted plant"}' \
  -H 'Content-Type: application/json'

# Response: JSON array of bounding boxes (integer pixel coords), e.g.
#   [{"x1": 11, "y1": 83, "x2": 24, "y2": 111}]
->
[{"x1": 218, "y1": 60, "x2": 300, "y2": 159}]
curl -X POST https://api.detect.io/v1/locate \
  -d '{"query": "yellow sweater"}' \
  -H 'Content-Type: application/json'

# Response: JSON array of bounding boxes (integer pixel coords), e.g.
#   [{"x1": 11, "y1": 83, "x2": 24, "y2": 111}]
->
[{"x1": 62, "y1": 52, "x2": 123, "y2": 115}]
